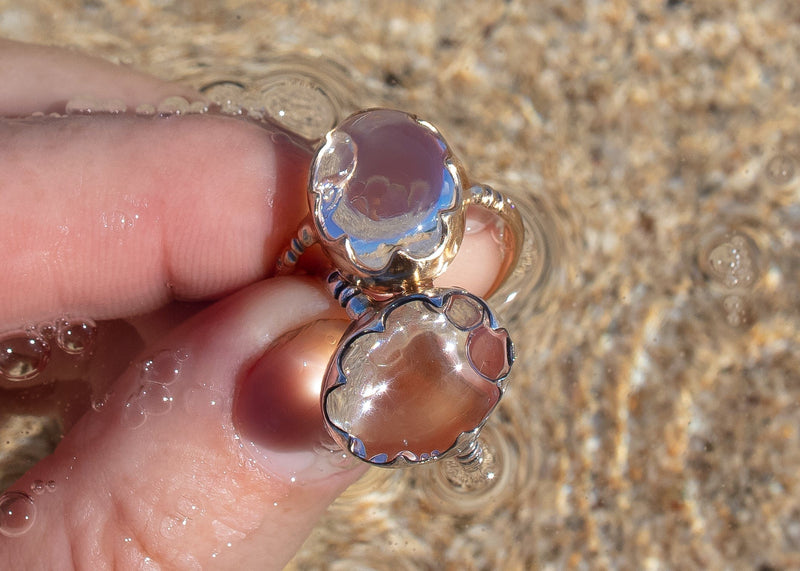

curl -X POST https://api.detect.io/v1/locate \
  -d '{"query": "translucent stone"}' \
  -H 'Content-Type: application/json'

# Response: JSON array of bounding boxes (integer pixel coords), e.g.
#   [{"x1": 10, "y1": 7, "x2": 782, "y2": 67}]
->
[
  {"x1": 0, "y1": 334, "x2": 50, "y2": 381},
  {"x1": 324, "y1": 292, "x2": 511, "y2": 464},
  {"x1": 310, "y1": 109, "x2": 461, "y2": 273}
]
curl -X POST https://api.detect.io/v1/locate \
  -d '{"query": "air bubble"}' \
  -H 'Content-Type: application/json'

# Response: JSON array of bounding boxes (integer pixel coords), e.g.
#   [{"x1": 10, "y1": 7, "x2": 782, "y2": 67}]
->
[
  {"x1": 101, "y1": 99, "x2": 127, "y2": 114},
  {"x1": 91, "y1": 394, "x2": 109, "y2": 412},
  {"x1": 700, "y1": 232, "x2": 759, "y2": 289},
  {"x1": 65, "y1": 96, "x2": 99, "y2": 115},
  {"x1": 141, "y1": 349, "x2": 184, "y2": 385},
  {"x1": 35, "y1": 321, "x2": 56, "y2": 340},
  {"x1": 135, "y1": 103, "x2": 156, "y2": 116},
  {"x1": 0, "y1": 333, "x2": 50, "y2": 381},
  {"x1": 56, "y1": 318, "x2": 97, "y2": 355},
  {"x1": 0, "y1": 491, "x2": 36, "y2": 537},
  {"x1": 122, "y1": 400, "x2": 147, "y2": 429},
  {"x1": 30, "y1": 480, "x2": 45, "y2": 495},
  {"x1": 157, "y1": 96, "x2": 190, "y2": 116},
  {"x1": 201, "y1": 80, "x2": 246, "y2": 115},
  {"x1": 765, "y1": 154, "x2": 796, "y2": 185},
  {"x1": 187, "y1": 101, "x2": 209, "y2": 114},
  {"x1": 723, "y1": 295, "x2": 749, "y2": 327},
  {"x1": 46, "y1": 480, "x2": 56, "y2": 493},
  {"x1": 253, "y1": 74, "x2": 338, "y2": 140},
  {"x1": 136, "y1": 382, "x2": 173, "y2": 416}
]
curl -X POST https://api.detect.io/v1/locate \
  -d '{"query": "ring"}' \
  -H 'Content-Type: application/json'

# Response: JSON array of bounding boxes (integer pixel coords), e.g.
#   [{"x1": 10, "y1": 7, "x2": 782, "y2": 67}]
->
[{"x1": 276, "y1": 108, "x2": 523, "y2": 467}]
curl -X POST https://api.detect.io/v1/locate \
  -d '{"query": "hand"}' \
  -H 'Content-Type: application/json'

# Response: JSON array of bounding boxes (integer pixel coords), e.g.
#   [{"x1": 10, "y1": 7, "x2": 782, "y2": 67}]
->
[{"x1": 0, "y1": 40, "x2": 504, "y2": 568}]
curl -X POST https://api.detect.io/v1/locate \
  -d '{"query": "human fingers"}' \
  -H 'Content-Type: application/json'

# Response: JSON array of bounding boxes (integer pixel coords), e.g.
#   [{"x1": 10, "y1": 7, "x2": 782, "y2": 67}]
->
[
  {"x1": 0, "y1": 39, "x2": 199, "y2": 117},
  {"x1": 1, "y1": 277, "x2": 366, "y2": 569},
  {"x1": 0, "y1": 113, "x2": 310, "y2": 331}
]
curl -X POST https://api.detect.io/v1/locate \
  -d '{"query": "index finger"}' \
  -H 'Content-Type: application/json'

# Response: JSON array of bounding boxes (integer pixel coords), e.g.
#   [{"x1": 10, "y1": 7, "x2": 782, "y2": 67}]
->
[{"x1": 0, "y1": 113, "x2": 311, "y2": 330}]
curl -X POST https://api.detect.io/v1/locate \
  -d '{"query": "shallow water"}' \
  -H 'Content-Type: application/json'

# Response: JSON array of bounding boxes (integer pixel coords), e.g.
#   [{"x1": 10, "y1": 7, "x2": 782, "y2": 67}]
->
[{"x1": 1, "y1": 1, "x2": 800, "y2": 568}]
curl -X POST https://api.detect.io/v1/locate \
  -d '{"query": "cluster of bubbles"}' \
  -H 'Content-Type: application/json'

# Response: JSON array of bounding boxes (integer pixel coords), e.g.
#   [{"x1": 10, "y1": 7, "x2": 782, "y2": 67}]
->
[
  {"x1": 699, "y1": 231, "x2": 760, "y2": 327},
  {"x1": 0, "y1": 318, "x2": 97, "y2": 383},
  {"x1": 695, "y1": 151, "x2": 796, "y2": 327},
  {"x1": 61, "y1": 62, "x2": 352, "y2": 142},
  {"x1": 121, "y1": 349, "x2": 189, "y2": 429},
  {"x1": 29, "y1": 479, "x2": 56, "y2": 495}
]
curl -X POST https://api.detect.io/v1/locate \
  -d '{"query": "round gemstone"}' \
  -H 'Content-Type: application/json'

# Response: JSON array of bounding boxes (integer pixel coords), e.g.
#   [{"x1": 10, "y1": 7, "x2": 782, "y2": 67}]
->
[
  {"x1": 323, "y1": 291, "x2": 512, "y2": 464},
  {"x1": 309, "y1": 109, "x2": 463, "y2": 281}
]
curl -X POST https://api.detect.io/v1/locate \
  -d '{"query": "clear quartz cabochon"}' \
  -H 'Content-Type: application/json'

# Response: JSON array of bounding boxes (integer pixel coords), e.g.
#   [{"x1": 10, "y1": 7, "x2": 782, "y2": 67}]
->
[{"x1": 323, "y1": 290, "x2": 512, "y2": 466}]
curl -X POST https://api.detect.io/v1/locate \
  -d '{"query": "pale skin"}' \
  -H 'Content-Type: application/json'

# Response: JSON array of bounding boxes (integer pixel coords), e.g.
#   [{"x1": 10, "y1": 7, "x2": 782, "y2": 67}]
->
[{"x1": 0, "y1": 40, "x2": 505, "y2": 569}]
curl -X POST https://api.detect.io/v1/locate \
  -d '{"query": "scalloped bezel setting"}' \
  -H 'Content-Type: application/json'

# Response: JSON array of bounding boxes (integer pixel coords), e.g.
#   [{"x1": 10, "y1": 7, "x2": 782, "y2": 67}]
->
[{"x1": 308, "y1": 109, "x2": 466, "y2": 294}]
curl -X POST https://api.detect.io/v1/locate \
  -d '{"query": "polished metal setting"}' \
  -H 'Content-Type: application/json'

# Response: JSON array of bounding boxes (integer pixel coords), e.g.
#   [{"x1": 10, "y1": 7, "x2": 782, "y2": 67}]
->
[
  {"x1": 322, "y1": 280, "x2": 513, "y2": 467},
  {"x1": 307, "y1": 109, "x2": 467, "y2": 294},
  {"x1": 276, "y1": 108, "x2": 524, "y2": 469}
]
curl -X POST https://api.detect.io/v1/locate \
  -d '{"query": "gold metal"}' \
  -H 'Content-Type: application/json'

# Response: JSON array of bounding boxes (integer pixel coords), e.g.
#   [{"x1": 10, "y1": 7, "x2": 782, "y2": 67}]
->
[{"x1": 274, "y1": 109, "x2": 524, "y2": 293}]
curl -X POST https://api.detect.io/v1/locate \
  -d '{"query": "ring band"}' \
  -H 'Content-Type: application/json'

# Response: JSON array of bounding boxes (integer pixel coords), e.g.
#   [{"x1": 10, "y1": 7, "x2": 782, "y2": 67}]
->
[{"x1": 276, "y1": 108, "x2": 523, "y2": 467}]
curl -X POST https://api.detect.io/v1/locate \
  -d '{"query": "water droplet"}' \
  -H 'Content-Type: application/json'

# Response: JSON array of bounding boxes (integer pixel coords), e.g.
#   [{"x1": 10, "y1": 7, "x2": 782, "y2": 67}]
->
[
  {"x1": 56, "y1": 318, "x2": 97, "y2": 355},
  {"x1": 135, "y1": 103, "x2": 156, "y2": 116},
  {"x1": 30, "y1": 480, "x2": 45, "y2": 496},
  {"x1": 700, "y1": 232, "x2": 759, "y2": 289},
  {"x1": 65, "y1": 95, "x2": 100, "y2": 115},
  {"x1": 160, "y1": 514, "x2": 186, "y2": 539},
  {"x1": 765, "y1": 154, "x2": 796, "y2": 185},
  {"x1": 157, "y1": 96, "x2": 190, "y2": 116},
  {"x1": 254, "y1": 74, "x2": 338, "y2": 140},
  {"x1": 0, "y1": 491, "x2": 36, "y2": 537},
  {"x1": 0, "y1": 334, "x2": 50, "y2": 381},
  {"x1": 101, "y1": 210, "x2": 136, "y2": 232},
  {"x1": 141, "y1": 349, "x2": 183, "y2": 385}
]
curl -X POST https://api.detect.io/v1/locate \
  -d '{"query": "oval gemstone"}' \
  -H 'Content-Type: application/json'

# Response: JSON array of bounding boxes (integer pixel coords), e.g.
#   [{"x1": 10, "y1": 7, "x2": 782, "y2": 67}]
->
[
  {"x1": 341, "y1": 109, "x2": 445, "y2": 221},
  {"x1": 324, "y1": 292, "x2": 511, "y2": 464},
  {"x1": 310, "y1": 109, "x2": 461, "y2": 274}
]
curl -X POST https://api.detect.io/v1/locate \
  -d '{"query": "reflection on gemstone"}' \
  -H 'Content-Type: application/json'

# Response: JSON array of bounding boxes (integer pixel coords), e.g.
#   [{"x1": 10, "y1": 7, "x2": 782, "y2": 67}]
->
[
  {"x1": 324, "y1": 292, "x2": 512, "y2": 464},
  {"x1": 310, "y1": 109, "x2": 462, "y2": 277}
]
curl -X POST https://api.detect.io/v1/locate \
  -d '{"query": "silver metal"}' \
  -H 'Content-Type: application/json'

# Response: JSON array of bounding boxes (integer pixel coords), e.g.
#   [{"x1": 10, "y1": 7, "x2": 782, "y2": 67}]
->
[
  {"x1": 320, "y1": 285, "x2": 513, "y2": 467},
  {"x1": 274, "y1": 108, "x2": 523, "y2": 470},
  {"x1": 275, "y1": 219, "x2": 316, "y2": 275},
  {"x1": 307, "y1": 109, "x2": 466, "y2": 294}
]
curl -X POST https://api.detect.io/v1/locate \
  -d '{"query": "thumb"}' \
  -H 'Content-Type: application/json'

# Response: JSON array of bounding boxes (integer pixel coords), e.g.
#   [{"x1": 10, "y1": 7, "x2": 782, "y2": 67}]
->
[{"x1": 2, "y1": 277, "x2": 367, "y2": 569}]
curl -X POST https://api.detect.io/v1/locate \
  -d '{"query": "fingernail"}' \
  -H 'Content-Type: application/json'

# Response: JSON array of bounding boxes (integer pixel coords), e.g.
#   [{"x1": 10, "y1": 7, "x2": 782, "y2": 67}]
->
[{"x1": 233, "y1": 319, "x2": 360, "y2": 484}]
